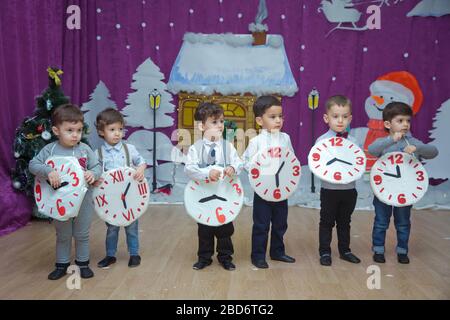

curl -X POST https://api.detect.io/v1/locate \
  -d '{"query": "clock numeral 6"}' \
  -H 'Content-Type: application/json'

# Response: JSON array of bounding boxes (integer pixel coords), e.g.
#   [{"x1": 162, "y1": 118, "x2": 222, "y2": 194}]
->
[
  {"x1": 373, "y1": 175, "x2": 383, "y2": 185},
  {"x1": 268, "y1": 147, "x2": 281, "y2": 158},
  {"x1": 215, "y1": 207, "x2": 226, "y2": 224},
  {"x1": 333, "y1": 172, "x2": 342, "y2": 181},
  {"x1": 416, "y1": 171, "x2": 424, "y2": 181},
  {"x1": 56, "y1": 199, "x2": 66, "y2": 216},
  {"x1": 273, "y1": 189, "x2": 281, "y2": 200},
  {"x1": 312, "y1": 153, "x2": 320, "y2": 161},
  {"x1": 356, "y1": 157, "x2": 364, "y2": 165},
  {"x1": 329, "y1": 137, "x2": 343, "y2": 147},
  {"x1": 397, "y1": 194, "x2": 406, "y2": 205},
  {"x1": 292, "y1": 165, "x2": 300, "y2": 176},
  {"x1": 251, "y1": 168, "x2": 260, "y2": 179},
  {"x1": 232, "y1": 183, "x2": 242, "y2": 195},
  {"x1": 35, "y1": 184, "x2": 42, "y2": 202}
]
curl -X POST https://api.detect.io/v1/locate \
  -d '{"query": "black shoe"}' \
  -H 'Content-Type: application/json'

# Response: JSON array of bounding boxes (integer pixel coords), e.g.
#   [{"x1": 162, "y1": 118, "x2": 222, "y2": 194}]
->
[
  {"x1": 252, "y1": 259, "x2": 269, "y2": 269},
  {"x1": 397, "y1": 254, "x2": 410, "y2": 264},
  {"x1": 340, "y1": 252, "x2": 361, "y2": 264},
  {"x1": 221, "y1": 261, "x2": 236, "y2": 271},
  {"x1": 271, "y1": 254, "x2": 296, "y2": 263},
  {"x1": 192, "y1": 260, "x2": 212, "y2": 270},
  {"x1": 373, "y1": 253, "x2": 386, "y2": 263},
  {"x1": 97, "y1": 256, "x2": 117, "y2": 269},
  {"x1": 48, "y1": 262, "x2": 70, "y2": 280},
  {"x1": 320, "y1": 255, "x2": 332, "y2": 266},
  {"x1": 75, "y1": 260, "x2": 94, "y2": 279},
  {"x1": 128, "y1": 255, "x2": 141, "y2": 268}
]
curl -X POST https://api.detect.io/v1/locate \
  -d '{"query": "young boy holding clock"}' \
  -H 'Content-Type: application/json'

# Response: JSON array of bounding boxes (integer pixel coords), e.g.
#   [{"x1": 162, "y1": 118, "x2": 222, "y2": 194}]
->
[
  {"x1": 368, "y1": 102, "x2": 438, "y2": 264},
  {"x1": 316, "y1": 95, "x2": 361, "y2": 266},
  {"x1": 243, "y1": 95, "x2": 296, "y2": 269},
  {"x1": 29, "y1": 104, "x2": 101, "y2": 280},
  {"x1": 94, "y1": 108, "x2": 146, "y2": 269},
  {"x1": 185, "y1": 102, "x2": 243, "y2": 271}
]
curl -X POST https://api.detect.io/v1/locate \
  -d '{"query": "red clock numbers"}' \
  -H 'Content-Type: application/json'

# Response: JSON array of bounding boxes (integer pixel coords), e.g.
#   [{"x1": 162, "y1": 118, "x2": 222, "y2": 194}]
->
[
  {"x1": 47, "y1": 160, "x2": 55, "y2": 168},
  {"x1": 35, "y1": 184, "x2": 42, "y2": 202},
  {"x1": 329, "y1": 137, "x2": 343, "y2": 147},
  {"x1": 312, "y1": 153, "x2": 320, "y2": 162},
  {"x1": 373, "y1": 175, "x2": 383, "y2": 185},
  {"x1": 138, "y1": 182, "x2": 148, "y2": 195},
  {"x1": 397, "y1": 194, "x2": 406, "y2": 205},
  {"x1": 56, "y1": 199, "x2": 66, "y2": 216},
  {"x1": 333, "y1": 172, "x2": 342, "y2": 181},
  {"x1": 293, "y1": 166, "x2": 300, "y2": 176},
  {"x1": 215, "y1": 207, "x2": 226, "y2": 224},
  {"x1": 356, "y1": 157, "x2": 364, "y2": 165},
  {"x1": 232, "y1": 183, "x2": 242, "y2": 195},
  {"x1": 273, "y1": 189, "x2": 281, "y2": 200},
  {"x1": 109, "y1": 170, "x2": 124, "y2": 183},
  {"x1": 95, "y1": 194, "x2": 108, "y2": 207},
  {"x1": 416, "y1": 171, "x2": 424, "y2": 181},
  {"x1": 251, "y1": 168, "x2": 260, "y2": 179},
  {"x1": 387, "y1": 153, "x2": 403, "y2": 165},
  {"x1": 268, "y1": 147, "x2": 281, "y2": 158},
  {"x1": 70, "y1": 172, "x2": 79, "y2": 187}
]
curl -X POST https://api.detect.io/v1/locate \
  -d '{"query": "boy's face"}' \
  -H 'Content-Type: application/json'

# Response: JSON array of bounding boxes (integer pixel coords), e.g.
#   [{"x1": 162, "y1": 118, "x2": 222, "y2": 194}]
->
[
  {"x1": 384, "y1": 114, "x2": 411, "y2": 135},
  {"x1": 99, "y1": 122, "x2": 124, "y2": 146},
  {"x1": 256, "y1": 105, "x2": 283, "y2": 132},
  {"x1": 323, "y1": 104, "x2": 352, "y2": 133},
  {"x1": 199, "y1": 114, "x2": 224, "y2": 141},
  {"x1": 52, "y1": 121, "x2": 83, "y2": 148}
]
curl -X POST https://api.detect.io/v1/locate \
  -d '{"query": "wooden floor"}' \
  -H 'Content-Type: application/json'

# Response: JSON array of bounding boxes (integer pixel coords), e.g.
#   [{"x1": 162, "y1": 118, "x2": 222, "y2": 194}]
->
[{"x1": 0, "y1": 205, "x2": 449, "y2": 300}]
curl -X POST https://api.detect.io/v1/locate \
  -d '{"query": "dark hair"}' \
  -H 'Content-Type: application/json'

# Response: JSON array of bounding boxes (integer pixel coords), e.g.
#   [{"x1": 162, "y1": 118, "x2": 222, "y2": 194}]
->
[
  {"x1": 325, "y1": 95, "x2": 352, "y2": 112},
  {"x1": 194, "y1": 102, "x2": 224, "y2": 123},
  {"x1": 383, "y1": 102, "x2": 413, "y2": 122},
  {"x1": 95, "y1": 108, "x2": 124, "y2": 133},
  {"x1": 51, "y1": 104, "x2": 84, "y2": 127},
  {"x1": 253, "y1": 95, "x2": 281, "y2": 117}
]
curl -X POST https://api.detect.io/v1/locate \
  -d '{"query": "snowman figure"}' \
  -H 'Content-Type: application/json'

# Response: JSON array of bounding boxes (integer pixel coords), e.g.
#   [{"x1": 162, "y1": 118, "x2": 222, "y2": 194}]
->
[{"x1": 350, "y1": 71, "x2": 423, "y2": 172}]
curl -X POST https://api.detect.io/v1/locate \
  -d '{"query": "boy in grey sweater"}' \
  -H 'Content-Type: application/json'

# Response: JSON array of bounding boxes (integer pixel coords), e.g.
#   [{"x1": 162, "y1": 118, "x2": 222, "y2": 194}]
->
[
  {"x1": 29, "y1": 104, "x2": 101, "y2": 280},
  {"x1": 368, "y1": 102, "x2": 438, "y2": 264}
]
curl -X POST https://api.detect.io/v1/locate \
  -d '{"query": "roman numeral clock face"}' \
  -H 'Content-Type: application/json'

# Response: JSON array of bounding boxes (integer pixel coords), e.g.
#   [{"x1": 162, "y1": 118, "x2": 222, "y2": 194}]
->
[
  {"x1": 249, "y1": 147, "x2": 301, "y2": 202},
  {"x1": 184, "y1": 166, "x2": 244, "y2": 227},
  {"x1": 370, "y1": 152, "x2": 429, "y2": 207},
  {"x1": 308, "y1": 137, "x2": 366, "y2": 184},
  {"x1": 92, "y1": 167, "x2": 149, "y2": 227},
  {"x1": 34, "y1": 156, "x2": 88, "y2": 221}
]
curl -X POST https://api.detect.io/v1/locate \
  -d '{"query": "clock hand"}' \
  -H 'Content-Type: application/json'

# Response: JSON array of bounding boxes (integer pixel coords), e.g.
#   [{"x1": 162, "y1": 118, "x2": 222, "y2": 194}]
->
[
  {"x1": 198, "y1": 194, "x2": 228, "y2": 203},
  {"x1": 46, "y1": 180, "x2": 69, "y2": 190},
  {"x1": 123, "y1": 182, "x2": 131, "y2": 196},
  {"x1": 396, "y1": 165, "x2": 401, "y2": 178},
  {"x1": 121, "y1": 183, "x2": 131, "y2": 209},
  {"x1": 275, "y1": 161, "x2": 285, "y2": 188},
  {"x1": 335, "y1": 158, "x2": 353, "y2": 166},
  {"x1": 275, "y1": 161, "x2": 285, "y2": 175},
  {"x1": 383, "y1": 166, "x2": 401, "y2": 179},
  {"x1": 326, "y1": 158, "x2": 338, "y2": 166}
]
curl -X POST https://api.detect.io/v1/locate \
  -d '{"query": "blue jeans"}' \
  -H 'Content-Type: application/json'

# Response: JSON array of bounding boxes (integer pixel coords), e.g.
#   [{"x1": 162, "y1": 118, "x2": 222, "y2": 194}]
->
[
  {"x1": 105, "y1": 220, "x2": 139, "y2": 256},
  {"x1": 372, "y1": 196, "x2": 411, "y2": 255}
]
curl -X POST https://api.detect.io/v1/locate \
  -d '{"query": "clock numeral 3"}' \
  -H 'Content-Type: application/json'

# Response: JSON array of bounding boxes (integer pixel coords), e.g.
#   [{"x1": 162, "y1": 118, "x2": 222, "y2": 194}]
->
[
  {"x1": 416, "y1": 171, "x2": 424, "y2": 181},
  {"x1": 232, "y1": 183, "x2": 242, "y2": 195},
  {"x1": 292, "y1": 165, "x2": 300, "y2": 176},
  {"x1": 356, "y1": 157, "x2": 364, "y2": 165},
  {"x1": 70, "y1": 172, "x2": 79, "y2": 187}
]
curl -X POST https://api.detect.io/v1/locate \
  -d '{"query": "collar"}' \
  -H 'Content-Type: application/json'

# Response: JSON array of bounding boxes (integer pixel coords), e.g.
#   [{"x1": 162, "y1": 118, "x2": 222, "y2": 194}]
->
[
  {"x1": 202, "y1": 137, "x2": 222, "y2": 147},
  {"x1": 104, "y1": 141, "x2": 123, "y2": 152}
]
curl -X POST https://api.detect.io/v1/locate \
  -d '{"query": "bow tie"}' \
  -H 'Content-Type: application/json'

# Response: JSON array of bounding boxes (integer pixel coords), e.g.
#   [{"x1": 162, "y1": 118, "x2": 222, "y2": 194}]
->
[{"x1": 336, "y1": 131, "x2": 348, "y2": 138}]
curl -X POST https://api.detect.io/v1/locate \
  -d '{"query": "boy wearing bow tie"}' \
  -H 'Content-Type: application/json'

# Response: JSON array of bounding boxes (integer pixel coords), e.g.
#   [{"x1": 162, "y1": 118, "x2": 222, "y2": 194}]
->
[
  {"x1": 316, "y1": 95, "x2": 361, "y2": 266},
  {"x1": 185, "y1": 102, "x2": 243, "y2": 271}
]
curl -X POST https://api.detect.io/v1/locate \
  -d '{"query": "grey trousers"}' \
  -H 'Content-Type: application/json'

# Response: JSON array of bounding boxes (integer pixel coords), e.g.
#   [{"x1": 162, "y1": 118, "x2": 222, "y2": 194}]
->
[{"x1": 53, "y1": 190, "x2": 93, "y2": 263}]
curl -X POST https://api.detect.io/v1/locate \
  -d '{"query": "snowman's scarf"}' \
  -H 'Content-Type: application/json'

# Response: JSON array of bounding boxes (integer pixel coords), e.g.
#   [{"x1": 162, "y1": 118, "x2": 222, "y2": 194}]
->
[{"x1": 364, "y1": 119, "x2": 389, "y2": 171}]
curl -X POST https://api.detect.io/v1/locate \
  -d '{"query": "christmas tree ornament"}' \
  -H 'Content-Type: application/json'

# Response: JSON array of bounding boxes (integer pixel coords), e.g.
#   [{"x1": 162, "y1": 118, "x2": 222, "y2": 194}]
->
[
  {"x1": 41, "y1": 131, "x2": 51, "y2": 140},
  {"x1": 46, "y1": 99, "x2": 52, "y2": 110}
]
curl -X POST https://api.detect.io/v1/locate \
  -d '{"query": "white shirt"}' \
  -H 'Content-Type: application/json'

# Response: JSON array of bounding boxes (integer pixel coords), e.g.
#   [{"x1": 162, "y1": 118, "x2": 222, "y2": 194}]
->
[{"x1": 184, "y1": 138, "x2": 243, "y2": 181}]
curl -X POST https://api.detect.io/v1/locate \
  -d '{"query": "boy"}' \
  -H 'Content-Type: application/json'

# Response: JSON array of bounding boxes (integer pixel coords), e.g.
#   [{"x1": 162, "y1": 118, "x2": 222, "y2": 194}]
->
[
  {"x1": 29, "y1": 104, "x2": 101, "y2": 280},
  {"x1": 185, "y1": 102, "x2": 243, "y2": 271},
  {"x1": 94, "y1": 108, "x2": 147, "y2": 269},
  {"x1": 243, "y1": 95, "x2": 296, "y2": 269},
  {"x1": 368, "y1": 102, "x2": 438, "y2": 264},
  {"x1": 316, "y1": 95, "x2": 361, "y2": 266}
]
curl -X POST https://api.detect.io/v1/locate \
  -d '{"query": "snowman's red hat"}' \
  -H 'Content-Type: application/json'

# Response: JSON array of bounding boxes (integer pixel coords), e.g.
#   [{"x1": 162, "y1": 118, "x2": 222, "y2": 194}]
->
[{"x1": 376, "y1": 71, "x2": 423, "y2": 115}]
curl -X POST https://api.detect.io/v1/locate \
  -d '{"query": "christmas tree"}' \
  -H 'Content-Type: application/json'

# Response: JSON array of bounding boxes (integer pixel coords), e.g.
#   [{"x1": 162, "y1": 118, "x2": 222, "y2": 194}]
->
[{"x1": 11, "y1": 67, "x2": 88, "y2": 217}]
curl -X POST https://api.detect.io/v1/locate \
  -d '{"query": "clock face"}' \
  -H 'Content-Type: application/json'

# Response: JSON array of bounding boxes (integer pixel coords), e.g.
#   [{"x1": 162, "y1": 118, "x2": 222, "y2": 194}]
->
[
  {"x1": 34, "y1": 156, "x2": 88, "y2": 221},
  {"x1": 184, "y1": 166, "x2": 244, "y2": 227},
  {"x1": 92, "y1": 167, "x2": 149, "y2": 227},
  {"x1": 248, "y1": 146, "x2": 301, "y2": 202},
  {"x1": 370, "y1": 152, "x2": 429, "y2": 207},
  {"x1": 308, "y1": 137, "x2": 366, "y2": 184}
]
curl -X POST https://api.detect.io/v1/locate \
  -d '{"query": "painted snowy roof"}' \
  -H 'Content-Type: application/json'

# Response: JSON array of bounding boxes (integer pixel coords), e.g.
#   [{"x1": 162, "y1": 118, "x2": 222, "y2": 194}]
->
[{"x1": 167, "y1": 33, "x2": 298, "y2": 97}]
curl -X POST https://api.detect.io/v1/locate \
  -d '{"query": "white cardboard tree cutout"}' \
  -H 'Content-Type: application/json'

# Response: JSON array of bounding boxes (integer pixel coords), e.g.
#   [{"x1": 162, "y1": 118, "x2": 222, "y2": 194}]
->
[
  {"x1": 424, "y1": 98, "x2": 450, "y2": 179},
  {"x1": 80, "y1": 81, "x2": 117, "y2": 151}
]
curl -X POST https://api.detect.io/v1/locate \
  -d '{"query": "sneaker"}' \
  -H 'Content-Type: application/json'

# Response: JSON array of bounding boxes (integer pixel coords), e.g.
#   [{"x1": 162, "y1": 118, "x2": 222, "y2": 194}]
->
[
  {"x1": 128, "y1": 255, "x2": 141, "y2": 268},
  {"x1": 192, "y1": 260, "x2": 212, "y2": 270},
  {"x1": 97, "y1": 256, "x2": 117, "y2": 269},
  {"x1": 397, "y1": 254, "x2": 410, "y2": 264},
  {"x1": 220, "y1": 261, "x2": 236, "y2": 271},
  {"x1": 48, "y1": 262, "x2": 70, "y2": 280},
  {"x1": 320, "y1": 254, "x2": 332, "y2": 266},
  {"x1": 75, "y1": 260, "x2": 94, "y2": 279},
  {"x1": 339, "y1": 252, "x2": 361, "y2": 264},
  {"x1": 373, "y1": 253, "x2": 386, "y2": 263}
]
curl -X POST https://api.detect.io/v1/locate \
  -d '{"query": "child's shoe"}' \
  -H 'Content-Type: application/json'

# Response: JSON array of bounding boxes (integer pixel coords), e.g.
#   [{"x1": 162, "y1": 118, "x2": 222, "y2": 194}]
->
[
  {"x1": 97, "y1": 256, "x2": 117, "y2": 269},
  {"x1": 220, "y1": 261, "x2": 236, "y2": 271},
  {"x1": 397, "y1": 254, "x2": 410, "y2": 264},
  {"x1": 75, "y1": 260, "x2": 94, "y2": 278},
  {"x1": 320, "y1": 254, "x2": 332, "y2": 266},
  {"x1": 373, "y1": 253, "x2": 386, "y2": 263},
  {"x1": 48, "y1": 262, "x2": 70, "y2": 280},
  {"x1": 339, "y1": 252, "x2": 361, "y2": 264},
  {"x1": 128, "y1": 255, "x2": 141, "y2": 268},
  {"x1": 192, "y1": 260, "x2": 212, "y2": 270}
]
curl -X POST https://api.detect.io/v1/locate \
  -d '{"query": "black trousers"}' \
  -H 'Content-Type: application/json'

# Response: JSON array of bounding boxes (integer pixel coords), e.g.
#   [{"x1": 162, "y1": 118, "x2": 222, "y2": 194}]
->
[
  {"x1": 197, "y1": 222, "x2": 234, "y2": 263},
  {"x1": 251, "y1": 192, "x2": 288, "y2": 261},
  {"x1": 319, "y1": 188, "x2": 357, "y2": 256}
]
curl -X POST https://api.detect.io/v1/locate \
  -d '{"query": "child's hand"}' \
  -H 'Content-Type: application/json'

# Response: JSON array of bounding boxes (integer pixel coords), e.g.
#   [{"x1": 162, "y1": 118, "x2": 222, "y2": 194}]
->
[
  {"x1": 208, "y1": 169, "x2": 222, "y2": 182},
  {"x1": 223, "y1": 166, "x2": 235, "y2": 177},
  {"x1": 48, "y1": 170, "x2": 61, "y2": 189},
  {"x1": 92, "y1": 178, "x2": 104, "y2": 188},
  {"x1": 392, "y1": 132, "x2": 404, "y2": 142},
  {"x1": 84, "y1": 170, "x2": 95, "y2": 185},
  {"x1": 133, "y1": 166, "x2": 146, "y2": 182},
  {"x1": 404, "y1": 145, "x2": 417, "y2": 154}
]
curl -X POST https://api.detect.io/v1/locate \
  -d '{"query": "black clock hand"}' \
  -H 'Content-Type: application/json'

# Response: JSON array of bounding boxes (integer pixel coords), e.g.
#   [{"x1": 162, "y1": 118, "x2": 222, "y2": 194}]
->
[
  {"x1": 396, "y1": 165, "x2": 401, "y2": 178},
  {"x1": 124, "y1": 182, "x2": 131, "y2": 196},
  {"x1": 383, "y1": 165, "x2": 401, "y2": 178},
  {"x1": 198, "y1": 194, "x2": 227, "y2": 203},
  {"x1": 275, "y1": 161, "x2": 285, "y2": 188},
  {"x1": 121, "y1": 182, "x2": 131, "y2": 209},
  {"x1": 326, "y1": 158, "x2": 337, "y2": 166},
  {"x1": 335, "y1": 158, "x2": 353, "y2": 166},
  {"x1": 46, "y1": 180, "x2": 69, "y2": 190}
]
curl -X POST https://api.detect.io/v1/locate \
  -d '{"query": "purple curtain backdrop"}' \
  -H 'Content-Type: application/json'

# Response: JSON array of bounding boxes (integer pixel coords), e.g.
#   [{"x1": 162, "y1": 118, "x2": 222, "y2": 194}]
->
[{"x1": 1, "y1": 0, "x2": 449, "y2": 236}]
